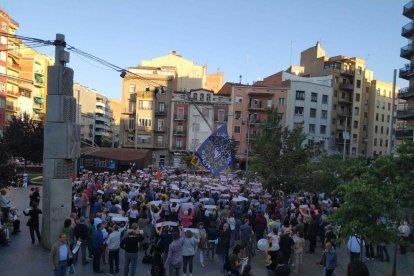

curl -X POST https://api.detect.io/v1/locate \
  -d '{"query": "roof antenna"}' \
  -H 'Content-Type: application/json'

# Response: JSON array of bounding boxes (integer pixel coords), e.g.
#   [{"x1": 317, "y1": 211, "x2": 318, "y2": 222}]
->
[{"x1": 239, "y1": 75, "x2": 242, "y2": 84}]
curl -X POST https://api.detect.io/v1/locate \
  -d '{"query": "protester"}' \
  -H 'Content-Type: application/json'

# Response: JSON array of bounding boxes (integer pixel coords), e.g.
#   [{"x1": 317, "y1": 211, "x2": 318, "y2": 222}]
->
[
  {"x1": 106, "y1": 224, "x2": 121, "y2": 275},
  {"x1": 165, "y1": 229, "x2": 184, "y2": 276},
  {"x1": 324, "y1": 241, "x2": 337, "y2": 276},
  {"x1": 347, "y1": 234, "x2": 364, "y2": 261},
  {"x1": 92, "y1": 223, "x2": 105, "y2": 273},
  {"x1": 182, "y1": 230, "x2": 199, "y2": 276},
  {"x1": 50, "y1": 233, "x2": 73, "y2": 276},
  {"x1": 73, "y1": 217, "x2": 89, "y2": 265},
  {"x1": 23, "y1": 202, "x2": 42, "y2": 244},
  {"x1": 120, "y1": 226, "x2": 144, "y2": 276}
]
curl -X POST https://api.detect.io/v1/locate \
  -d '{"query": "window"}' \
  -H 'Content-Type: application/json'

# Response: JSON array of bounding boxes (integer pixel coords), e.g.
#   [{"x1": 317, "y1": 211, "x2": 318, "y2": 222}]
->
[
  {"x1": 381, "y1": 114, "x2": 384, "y2": 122},
  {"x1": 308, "y1": 139, "x2": 314, "y2": 145},
  {"x1": 191, "y1": 139, "x2": 199, "y2": 149},
  {"x1": 158, "y1": 119, "x2": 164, "y2": 130},
  {"x1": 364, "y1": 112, "x2": 368, "y2": 118},
  {"x1": 235, "y1": 111, "x2": 241, "y2": 119},
  {"x1": 234, "y1": 126, "x2": 241, "y2": 133},
  {"x1": 0, "y1": 36, "x2": 6, "y2": 45},
  {"x1": 353, "y1": 134, "x2": 358, "y2": 142},
  {"x1": 322, "y1": 95, "x2": 328, "y2": 104},
  {"x1": 352, "y1": 147, "x2": 357, "y2": 156},
  {"x1": 193, "y1": 93, "x2": 198, "y2": 101},
  {"x1": 0, "y1": 98, "x2": 5, "y2": 108},
  {"x1": 127, "y1": 134, "x2": 134, "y2": 143},
  {"x1": 358, "y1": 66, "x2": 362, "y2": 75},
  {"x1": 382, "y1": 102, "x2": 385, "y2": 110},
  {"x1": 320, "y1": 125, "x2": 326, "y2": 134},
  {"x1": 218, "y1": 109, "x2": 225, "y2": 122},
  {"x1": 267, "y1": 99, "x2": 272, "y2": 108},
  {"x1": 159, "y1": 102, "x2": 165, "y2": 112},
  {"x1": 176, "y1": 137, "x2": 183, "y2": 148},
  {"x1": 0, "y1": 82, "x2": 5, "y2": 92},
  {"x1": 376, "y1": 113, "x2": 379, "y2": 121},
  {"x1": 388, "y1": 103, "x2": 391, "y2": 111},
  {"x1": 353, "y1": 120, "x2": 358, "y2": 128},
  {"x1": 353, "y1": 107, "x2": 359, "y2": 116},
  {"x1": 177, "y1": 108, "x2": 184, "y2": 119},
  {"x1": 310, "y1": 108, "x2": 316, "y2": 118},
  {"x1": 374, "y1": 138, "x2": 377, "y2": 146},
  {"x1": 363, "y1": 125, "x2": 367, "y2": 131},
  {"x1": 380, "y1": 126, "x2": 383, "y2": 134},
  {"x1": 380, "y1": 139, "x2": 383, "y2": 147},
  {"x1": 129, "y1": 84, "x2": 136, "y2": 93},
  {"x1": 199, "y1": 93, "x2": 204, "y2": 101},
  {"x1": 235, "y1": 96, "x2": 242, "y2": 103},
  {"x1": 295, "y1": 107, "x2": 304, "y2": 116},
  {"x1": 334, "y1": 90, "x2": 338, "y2": 97},
  {"x1": 355, "y1": 93, "x2": 360, "y2": 102},
  {"x1": 375, "y1": 126, "x2": 378, "y2": 133},
  {"x1": 1, "y1": 22, "x2": 7, "y2": 32},
  {"x1": 311, "y1": 92, "x2": 317, "y2": 102},
  {"x1": 138, "y1": 118, "x2": 152, "y2": 127},
  {"x1": 356, "y1": 80, "x2": 361, "y2": 88},
  {"x1": 192, "y1": 122, "x2": 199, "y2": 131},
  {"x1": 157, "y1": 135, "x2": 164, "y2": 146},
  {"x1": 0, "y1": 65, "x2": 5, "y2": 74},
  {"x1": 137, "y1": 135, "x2": 151, "y2": 144},
  {"x1": 145, "y1": 86, "x2": 150, "y2": 92},
  {"x1": 385, "y1": 140, "x2": 388, "y2": 147},
  {"x1": 177, "y1": 124, "x2": 184, "y2": 132},
  {"x1": 296, "y1": 90, "x2": 305, "y2": 100},
  {"x1": 278, "y1": 97, "x2": 285, "y2": 105},
  {"x1": 0, "y1": 51, "x2": 5, "y2": 61},
  {"x1": 321, "y1": 110, "x2": 327, "y2": 119},
  {"x1": 206, "y1": 94, "x2": 211, "y2": 102},
  {"x1": 309, "y1": 124, "x2": 315, "y2": 133},
  {"x1": 128, "y1": 118, "x2": 135, "y2": 129},
  {"x1": 377, "y1": 89, "x2": 380, "y2": 96},
  {"x1": 139, "y1": 100, "x2": 153, "y2": 110},
  {"x1": 386, "y1": 127, "x2": 389, "y2": 135},
  {"x1": 128, "y1": 101, "x2": 136, "y2": 113}
]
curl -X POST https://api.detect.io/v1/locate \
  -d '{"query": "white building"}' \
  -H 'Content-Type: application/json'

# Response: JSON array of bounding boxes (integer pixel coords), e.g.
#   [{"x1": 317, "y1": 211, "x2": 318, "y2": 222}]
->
[{"x1": 283, "y1": 72, "x2": 334, "y2": 151}]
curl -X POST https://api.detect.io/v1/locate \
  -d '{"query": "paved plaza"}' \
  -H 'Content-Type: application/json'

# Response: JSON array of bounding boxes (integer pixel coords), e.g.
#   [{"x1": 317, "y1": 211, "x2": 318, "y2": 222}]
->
[{"x1": 0, "y1": 186, "x2": 413, "y2": 276}]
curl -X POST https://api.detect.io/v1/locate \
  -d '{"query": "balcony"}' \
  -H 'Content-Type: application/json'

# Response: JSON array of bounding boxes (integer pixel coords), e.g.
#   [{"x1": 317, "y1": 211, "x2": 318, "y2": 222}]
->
[
  {"x1": 400, "y1": 43, "x2": 414, "y2": 60},
  {"x1": 155, "y1": 109, "x2": 168, "y2": 116},
  {"x1": 5, "y1": 105, "x2": 20, "y2": 113},
  {"x1": 6, "y1": 90, "x2": 20, "y2": 98},
  {"x1": 174, "y1": 116, "x2": 187, "y2": 121},
  {"x1": 337, "y1": 111, "x2": 352, "y2": 117},
  {"x1": 399, "y1": 64, "x2": 414, "y2": 80},
  {"x1": 123, "y1": 124, "x2": 135, "y2": 132},
  {"x1": 154, "y1": 127, "x2": 166, "y2": 133},
  {"x1": 398, "y1": 86, "x2": 414, "y2": 99},
  {"x1": 403, "y1": 1, "x2": 414, "y2": 18},
  {"x1": 95, "y1": 115, "x2": 110, "y2": 123},
  {"x1": 248, "y1": 103, "x2": 266, "y2": 111},
  {"x1": 395, "y1": 129, "x2": 414, "y2": 139},
  {"x1": 8, "y1": 50, "x2": 21, "y2": 59},
  {"x1": 339, "y1": 83, "x2": 354, "y2": 91},
  {"x1": 396, "y1": 107, "x2": 414, "y2": 119},
  {"x1": 338, "y1": 97, "x2": 353, "y2": 104},
  {"x1": 137, "y1": 126, "x2": 152, "y2": 132},
  {"x1": 121, "y1": 107, "x2": 135, "y2": 115},
  {"x1": 340, "y1": 69, "x2": 354, "y2": 77},
  {"x1": 402, "y1": 22, "x2": 414, "y2": 38},
  {"x1": 154, "y1": 142, "x2": 167, "y2": 148},
  {"x1": 96, "y1": 101, "x2": 105, "y2": 108},
  {"x1": 9, "y1": 62, "x2": 21, "y2": 72},
  {"x1": 173, "y1": 146, "x2": 186, "y2": 151},
  {"x1": 173, "y1": 130, "x2": 186, "y2": 136}
]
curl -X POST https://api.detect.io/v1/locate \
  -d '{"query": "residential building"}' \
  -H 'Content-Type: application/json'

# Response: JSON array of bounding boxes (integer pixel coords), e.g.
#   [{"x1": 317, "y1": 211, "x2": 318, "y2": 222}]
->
[
  {"x1": 169, "y1": 89, "x2": 230, "y2": 167},
  {"x1": 299, "y1": 42, "x2": 391, "y2": 157},
  {"x1": 205, "y1": 72, "x2": 224, "y2": 93},
  {"x1": 119, "y1": 66, "x2": 176, "y2": 166},
  {"x1": 73, "y1": 83, "x2": 115, "y2": 147},
  {"x1": 217, "y1": 83, "x2": 288, "y2": 169},
  {"x1": 19, "y1": 45, "x2": 54, "y2": 121},
  {"x1": 397, "y1": 1, "x2": 414, "y2": 140},
  {"x1": 108, "y1": 98, "x2": 121, "y2": 147},
  {"x1": 367, "y1": 80, "x2": 399, "y2": 157}
]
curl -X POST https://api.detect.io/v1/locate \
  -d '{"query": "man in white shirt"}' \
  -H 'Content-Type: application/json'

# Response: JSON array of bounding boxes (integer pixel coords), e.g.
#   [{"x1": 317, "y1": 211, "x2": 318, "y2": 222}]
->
[
  {"x1": 399, "y1": 221, "x2": 411, "y2": 255},
  {"x1": 347, "y1": 235, "x2": 364, "y2": 261},
  {"x1": 106, "y1": 225, "x2": 121, "y2": 275}
]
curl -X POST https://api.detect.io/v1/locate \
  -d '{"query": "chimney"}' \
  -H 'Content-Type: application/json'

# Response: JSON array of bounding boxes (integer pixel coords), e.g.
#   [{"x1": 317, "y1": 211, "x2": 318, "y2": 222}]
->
[{"x1": 170, "y1": 50, "x2": 177, "y2": 55}]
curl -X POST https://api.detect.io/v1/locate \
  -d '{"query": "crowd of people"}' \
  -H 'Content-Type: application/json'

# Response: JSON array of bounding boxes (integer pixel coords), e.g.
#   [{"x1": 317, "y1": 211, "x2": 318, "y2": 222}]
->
[{"x1": 0, "y1": 167, "x2": 413, "y2": 276}]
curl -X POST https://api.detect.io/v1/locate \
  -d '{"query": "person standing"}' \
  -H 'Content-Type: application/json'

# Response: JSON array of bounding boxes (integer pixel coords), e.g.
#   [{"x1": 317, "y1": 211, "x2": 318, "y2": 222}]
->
[
  {"x1": 306, "y1": 214, "x2": 318, "y2": 254},
  {"x1": 292, "y1": 231, "x2": 305, "y2": 274},
  {"x1": 182, "y1": 230, "x2": 199, "y2": 276},
  {"x1": 197, "y1": 222, "x2": 207, "y2": 267},
  {"x1": 398, "y1": 221, "x2": 411, "y2": 255},
  {"x1": 73, "y1": 217, "x2": 89, "y2": 265},
  {"x1": 92, "y1": 223, "x2": 104, "y2": 273},
  {"x1": 324, "y1": 242, "x2": 337, "y2": 276},
  {"x1": 0, "y1": 189, "x2": 11, "y2": 224},
  {"x1": 252, "y1": 211, "x2": 267, "y2": 243},
  {"x1": 239, "y1": 219, "x2": 253, "y2": 259},
  {"x1": 106, "y1": 224, "x2": 121, "y2": 275},
  {"x1": 50, "y1": 233, "x2": 73, "y2": 276},
  {"x1": 120, "y1": 228, "x2": 144, "y2": 276},
  {"x1": 165, "y1": 230, "x2": 185, "y2": 276},
  {"x1": 347, "y1": 235, "x2": 364, "y2": 261},
  {"x1": 23, "y1": 202, "x2": 42, "y2": 244},
  {"x1": 279, "y1": 228, "x2": 294, "y2": 265}
]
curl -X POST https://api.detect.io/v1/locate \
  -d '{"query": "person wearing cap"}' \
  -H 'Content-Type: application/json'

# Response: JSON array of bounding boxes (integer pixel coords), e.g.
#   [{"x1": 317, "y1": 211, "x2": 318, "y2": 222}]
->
[{"x1": 74, "y1": 217, "x2": 89, "y2": 265}]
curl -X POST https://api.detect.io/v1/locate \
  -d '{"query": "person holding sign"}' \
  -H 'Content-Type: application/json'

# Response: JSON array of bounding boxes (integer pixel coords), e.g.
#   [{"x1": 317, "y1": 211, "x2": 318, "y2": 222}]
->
[{"x1": 182, "y1": 230, "x2": 200, "y2": 276}]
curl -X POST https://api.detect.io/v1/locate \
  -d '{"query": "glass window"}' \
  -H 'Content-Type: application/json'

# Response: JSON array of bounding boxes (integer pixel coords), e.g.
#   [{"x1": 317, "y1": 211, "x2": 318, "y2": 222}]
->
[
  {"x1": 218, "y1": 109, "x2": 225, "y2": 122},
  {"x1": 309, "y1": 124, "x2": 315, "y2": 133},
  {"x1": 234, "y1": 126, "x2": 241, "y2": 133},
  {"x1": 320, "y1": 125, "x2": 326, "y2": 134},
  {"x1": 128, "y1": 118, "x2": 135, "y2": 129},
  {"x1": 321, "y1": 110, "x2": 327, "y2": 119},
  {"x1": 322, "y1": 95, "x2": 328, "y2": 104},
  {"x1": 353, "y1": 120, "x2": 358, "y2": 128},
  {"x1": 159, "y1": 102, "x2": 165, "y2": 112},
  {"x1": 311, "y1": 92, "x2": 317, "y2": 102},
  {"x1": 206, "y1": 94, "x2": 211, "y2": 102},
  {"x1": 129, "y1": 84, "x2": 136, "y2": 93},
  {"x1": 356, "y1": 80, "x2": 361, "y2": 88},
  {"x1": 267, "y1": 99, "x2": 272, "y2": 108},
  {"x1": 310, "y1": 108, "x2": 316, "y2": 118},
  {"x1": 0, "y1": 51, "x2": 5, "y2": 61},
  {"x1": 200, "y1": 93, "x2": 204, "y2": 101},
  {"x1": 235, "y1": 96, "x2": 242, "y2": 103},
  {"x1": 296, "y1": 90, "x2": 305, "y2": 100},
  {"x1": 157, "y1": 135, "x2": 164, "y2": 145},
  {"x1": 278, "y1": 97, "x2": 285, "y2": 105},
  {"x1": 295, "y1": 107, "x2": 304, "y2": 116},
  {"x1": 235, "y1": 111, "x2": 241, "y2": 119},
  {"x1": 157, "y1": 119, "x2": 164, "y2": 130},
  {"x1": 355, "y1": 93, "x2": 360, "y2": 102}
]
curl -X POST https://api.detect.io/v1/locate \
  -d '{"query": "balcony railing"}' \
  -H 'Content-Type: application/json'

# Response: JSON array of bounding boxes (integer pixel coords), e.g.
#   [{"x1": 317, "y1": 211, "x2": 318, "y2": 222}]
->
[
  {"x1": 173, "y1": 130, "x2": 186, "y2": 136},
  {"x1": 337, "y1": 111, "x2": 352, "y2": 117},
  {"x1": 399, "y1": 86, "x2": 414, "y2": 99},
  {"x1": 396, "y1": 107, "x2": 414, "y2": 119},
  {"x1": 174, "y1": 116, "x2": 187, "y2": 121},
  {"x1": 155, "y1": 109, "x2": 168, "y2": 116},
  {"x1": 340, "y1": 69, "x2": 355, "y2": 77},
  {"x1": 6, "y1": 90, "x2": 20, "y2": 98},
  {"x1": 5, "y1": 105, "x2": 20, "y2": 112},
  {"x1": 399, "y1": 64, "x2": 414, "y2": 80},
  {"x1": 121, "y1": 108, "x2": 135, "y2": 114},
  {"x1": 173, "y1": 146, "x2": 185, "y2": 151},
  {"x1": 402, "y1": 22, "x2": 414, "y2": 38},
  {"x1": 403, "y1": 1, "x2": 414, "y2": 18},
  {"x1": 395, "y1": 129, "x2": 414, "y2": 139},
  {"x1": 401, "y1": 43, "x2": 414, "y2": 60},
  {"x1": 154, "y1": 127, "x2": 166, "y2": 132},
  {"x1": 339, "y1": 83, "x2": 354, "y2": 91},
  {"x1": 338, "y1": 97, "x2": 353, "y2": 104}
]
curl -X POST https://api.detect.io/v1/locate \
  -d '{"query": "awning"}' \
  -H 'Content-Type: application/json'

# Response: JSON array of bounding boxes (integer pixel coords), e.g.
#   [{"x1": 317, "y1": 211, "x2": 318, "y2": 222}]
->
[
  {"x1": 34, "y1": 97, "x2": 43, "y2": 104},
  {"x1": 33, "y1": 108, "x2": 42, "y2": 114},
  {"x1": 34, "y1": 73, "x2": 43, "y2": 84}
]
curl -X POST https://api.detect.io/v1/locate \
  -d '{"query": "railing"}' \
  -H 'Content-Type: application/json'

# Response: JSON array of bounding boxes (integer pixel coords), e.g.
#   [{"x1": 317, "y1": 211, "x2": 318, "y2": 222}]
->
[
  {"x1": 340, "y1": 69, "x2": 354, "y2": 76},
  {"x1": 6, "y1": 90, "x2": 20, "y2": 97},
  {"x1": 403, "y1": 1, "x2": 414, "y2": 18},
  {"x1": 399, "y1": 64, "x2": 414, "y2": 79},
  {"x1": 174, "y1": 116, "x2": 187, "y2": 121},
  {"x1": 398, "y1": 86, "x2": 414, "y2": 99},
  {"x1": 154, "y1": 127, "x2": 166, "y2": 132},
  {"x1": 401, "y1": 43, "x2": 414, "y2": 59},
  {"x1": 338, "y1": 97, "x2": 353, "y2": 104},
  {"x1": 155, "y1": 109, "x2": 168, "y2": 116},
  {"x1": 397, "y1": 107, "x2": 414, "y2": 119},
  {"x1": 402, "y1": 22, "x2": 414, "y2": 37},
  {"x1": 121, "y1": 108, "x2": 135, "y2": 114},
  {"x1": 339, "y1": 83, "x2": 354, "y2": 91},
  {"x1": 337, "y1": 111, "x2": 352, "y2": 117}
]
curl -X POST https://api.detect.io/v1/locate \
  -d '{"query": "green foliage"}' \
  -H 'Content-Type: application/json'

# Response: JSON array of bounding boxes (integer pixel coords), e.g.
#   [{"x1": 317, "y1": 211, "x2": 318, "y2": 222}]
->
[
  {"x1": 3, "y1": 113, "x2": 44, "y2": 167},
  {"x1": 0, "y1": 137, "x2": 16, "y2": 188},
  {"x1": 248, "y1": 108, "x2": 321, "y2": 193}
]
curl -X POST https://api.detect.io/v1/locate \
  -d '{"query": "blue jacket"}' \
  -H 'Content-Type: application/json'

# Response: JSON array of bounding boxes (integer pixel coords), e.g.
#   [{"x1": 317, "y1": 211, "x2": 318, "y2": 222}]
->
[
  {"x1": 92, "y1": 229, "x2": 103, "y2": 250},
  {"x1": 325, "y1": 248, "x2": 337, "y2": 270}
]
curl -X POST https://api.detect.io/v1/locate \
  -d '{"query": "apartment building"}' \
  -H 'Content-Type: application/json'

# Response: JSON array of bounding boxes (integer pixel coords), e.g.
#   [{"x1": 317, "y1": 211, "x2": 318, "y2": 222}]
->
[
  {"x1": 367, "y1": 80, "x2": 398, "y2": 157},
  {"x1": 299, "y1": 42, "x2": 393, "y2": 157},
  {"x1": 119, "y1": 66, "x2": 176, "y2": 166},
  {"x1": 168, "y1": 89, "x2": 230, "y2": 167},
  {"x1": 397, "y1": 1, "x2": 414, "y2": 139},
  {"x1": 73, "y1": 83, "x2": 115, "y2": 147},
  {"x1": 217, "y1": 83, "x2": 288, "y2": 169},
  {"x1": 108, "y1": 98, "x2": 121, "y2": 147}
]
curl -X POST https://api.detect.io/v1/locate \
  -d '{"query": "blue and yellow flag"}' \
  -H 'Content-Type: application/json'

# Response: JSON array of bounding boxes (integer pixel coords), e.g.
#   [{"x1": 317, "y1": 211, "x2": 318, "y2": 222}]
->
[{"x1": 195, "y1": 124, "x2": 234, "y2": 176}]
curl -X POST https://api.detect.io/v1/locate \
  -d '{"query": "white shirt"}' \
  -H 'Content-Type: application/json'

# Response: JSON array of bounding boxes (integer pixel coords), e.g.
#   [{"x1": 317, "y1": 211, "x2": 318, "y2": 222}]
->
[
  {"x1": 347, "y1": 235, "x2": 364, "y2": 253},
  {"x1": 228, "y1": 217, "x2": 236, "y2": 230},
  {"x1": 268, "y1": 232, "x2": 280, "y2": 251},
  {"x1": 59, "y1": 244, "x2": 68, "y2": 261}
]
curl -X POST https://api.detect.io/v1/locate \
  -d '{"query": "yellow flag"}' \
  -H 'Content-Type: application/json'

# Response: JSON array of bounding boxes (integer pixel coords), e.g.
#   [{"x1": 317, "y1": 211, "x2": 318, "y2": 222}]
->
[{"x1": 190, "y1": 156, "x2": 199, "y2": 166}]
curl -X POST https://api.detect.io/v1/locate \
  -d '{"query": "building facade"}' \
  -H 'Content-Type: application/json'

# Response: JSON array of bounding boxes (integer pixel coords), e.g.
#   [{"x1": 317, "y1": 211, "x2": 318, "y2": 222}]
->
[
  {"x1": 218, "y1": 83, "x2": 288, "y2": 169},
  {"x1": 73, "y1": 83, "x2": 115, "y2": 147},
  {"x1": 397, "y1": 2, "x2": 414, "y2": 140}
]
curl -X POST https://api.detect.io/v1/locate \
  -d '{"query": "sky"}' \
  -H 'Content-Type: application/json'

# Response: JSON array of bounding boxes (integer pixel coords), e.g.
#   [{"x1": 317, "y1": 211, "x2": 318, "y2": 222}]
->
[{"x1": 0, "y1": 0, "x2": 409, "y2": 99}]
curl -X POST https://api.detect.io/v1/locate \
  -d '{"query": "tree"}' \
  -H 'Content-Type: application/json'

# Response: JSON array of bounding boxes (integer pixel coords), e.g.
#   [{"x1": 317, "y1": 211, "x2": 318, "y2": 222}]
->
[
  {"x1": 0, "y1": 137, "x2": 16, "y2": 188},
  {"x1": 248, "y1": 108, "x2": 321, "y2": 193},
  {"x1": 3, "y1": 113, "x2": 44, "y2": 170}
]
